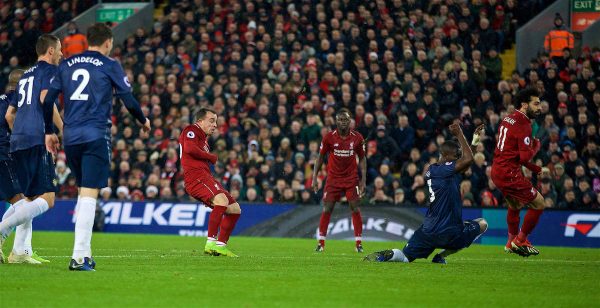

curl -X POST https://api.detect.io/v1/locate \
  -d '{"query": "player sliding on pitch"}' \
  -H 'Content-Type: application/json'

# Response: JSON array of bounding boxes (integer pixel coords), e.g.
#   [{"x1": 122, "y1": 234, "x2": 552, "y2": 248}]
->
[
  {"x1": 364, "y1": 123, "x2": 487, "y2": 264},
  {"x1": 180, "y1": 108, "x2": 241, "y2": 257}
]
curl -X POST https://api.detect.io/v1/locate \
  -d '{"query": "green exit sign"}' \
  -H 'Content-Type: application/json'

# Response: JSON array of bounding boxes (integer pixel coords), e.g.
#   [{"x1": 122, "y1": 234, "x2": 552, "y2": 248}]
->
[
  {"x1": 572, "y1": 0, "x2": 600, "y2": 12},
  {"x1": 97, "y1": 8, "x2": 134, "y2": 22}
]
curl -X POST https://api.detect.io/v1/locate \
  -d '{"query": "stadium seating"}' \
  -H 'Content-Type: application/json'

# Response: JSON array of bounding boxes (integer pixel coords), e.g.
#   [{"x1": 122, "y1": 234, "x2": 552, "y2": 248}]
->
[{"x1": 0, "y1": 0, "x2": 598, "y2": 209}]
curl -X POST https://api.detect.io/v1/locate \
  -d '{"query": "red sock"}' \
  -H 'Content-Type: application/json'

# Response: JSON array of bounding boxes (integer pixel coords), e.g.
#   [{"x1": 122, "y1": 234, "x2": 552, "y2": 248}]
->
[
  {"x1": 506, "y1": 208, "x2": 521, "y2": 237},
  {"x1": 217, "y1": 213, "x2": 241, "y2": 244},
  {"x1": 351, "y1": 210, "x2": 363, "y2": 246},
  {"x1": 518, "y1": 209, "x2": 543, "y2": 241},
  {"x1": 318, "y1": 211, "x2": 332, "y2": 246},
  {"x1": 207, "y1": 206, "x2": 227, "y2": 239}
]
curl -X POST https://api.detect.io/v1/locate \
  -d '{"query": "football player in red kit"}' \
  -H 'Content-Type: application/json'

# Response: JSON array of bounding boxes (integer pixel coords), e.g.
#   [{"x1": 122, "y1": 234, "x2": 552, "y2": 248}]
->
[
  {"x1": 312, "y1": 108, "x2": 367, "y2": 252},
  {"x1": 179, "y1": 108, "x2": 241, "y2": 257},
  {"x1": 491, "y1": 88, "x2": 545, "y2": 257}
]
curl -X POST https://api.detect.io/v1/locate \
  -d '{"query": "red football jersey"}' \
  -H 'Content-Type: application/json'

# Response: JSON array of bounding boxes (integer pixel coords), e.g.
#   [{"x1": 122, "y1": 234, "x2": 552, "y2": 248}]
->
[
  {"x1": 179, "y1": 123, "x2": 218, "y2": 182},
  {"x1": 491, "y1": 110, "x2": 536, "y2": 174},
  {"x1": 319, "y1": 129, "x2": 365, "y2": 185}
]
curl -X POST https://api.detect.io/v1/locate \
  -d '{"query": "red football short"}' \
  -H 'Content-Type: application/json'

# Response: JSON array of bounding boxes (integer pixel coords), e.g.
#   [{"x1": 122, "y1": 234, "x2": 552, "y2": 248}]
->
[
  {"x1": 323, "y1": 181, "x2": 360, "y2": 202},
  {"x1": 185, "y1": 176, "x2": 236, "y2": 207},
  {"x1": 491, "y1": 167, "x2": 538, "y2": 206}
]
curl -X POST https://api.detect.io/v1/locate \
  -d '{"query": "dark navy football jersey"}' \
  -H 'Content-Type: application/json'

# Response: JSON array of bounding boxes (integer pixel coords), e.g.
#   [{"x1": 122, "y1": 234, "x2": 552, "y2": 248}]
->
[
  {"x1": 422, "y1": 161, "x2": 463, "y2": 234},
  {"x1": 10, "y1": 61, "x2": 56, "y2": 152},
  {"x1": 0, "y1": 91, "x2": 14, "y2": 159},
  {"x1": 50, "y1": 50, "x2": 132, "y2": 146}
]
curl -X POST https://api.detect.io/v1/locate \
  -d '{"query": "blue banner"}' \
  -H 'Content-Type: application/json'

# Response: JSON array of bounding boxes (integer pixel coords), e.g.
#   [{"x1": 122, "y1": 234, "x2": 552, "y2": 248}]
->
[{"x1": 2, "y1": 201, "x2": 599, "y2": 248}]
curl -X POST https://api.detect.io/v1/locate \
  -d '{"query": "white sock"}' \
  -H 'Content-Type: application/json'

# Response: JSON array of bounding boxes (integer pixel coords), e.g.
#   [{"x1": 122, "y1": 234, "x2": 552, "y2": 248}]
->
[
  {"x1": 2, "y1": 199, "x2": 26, "y2": 222},
  {"x1": 390, "y1": 249, "x2": 409, "y2": 263},
  {"x1": 72, "y1": 197, "x2": 96, "y2": 261},
  {"x1": 0, "y1": 198, "x2": 49, "y2": 239},
  {"x1": 4, "y1": 200, "x2": 26, "y2": 253},
  {"x1": 13, "y1": 219, "x2": 32, "y2": 255},
  {"x1": 207, "y1": 237, "x2": 216, "y2": 242}
]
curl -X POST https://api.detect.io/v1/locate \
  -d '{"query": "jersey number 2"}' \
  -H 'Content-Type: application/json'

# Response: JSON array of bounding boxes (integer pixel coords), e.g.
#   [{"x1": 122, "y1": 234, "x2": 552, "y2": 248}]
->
[
  {"x1": 497, "y1": 126, "x2": 508, "y2": 152},
  {"x1": 70, "y1": 69, "x2": 90, "y2": 101}
]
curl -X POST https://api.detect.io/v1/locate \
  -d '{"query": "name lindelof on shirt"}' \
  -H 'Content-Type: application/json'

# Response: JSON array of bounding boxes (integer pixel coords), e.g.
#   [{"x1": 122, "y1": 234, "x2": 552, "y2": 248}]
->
[
  {"x1": 503, "y1": 117, "x2": 516, "y2": 125},
  {"x1": 67, "y1": 56, "x2": 104, "y2": 67}
]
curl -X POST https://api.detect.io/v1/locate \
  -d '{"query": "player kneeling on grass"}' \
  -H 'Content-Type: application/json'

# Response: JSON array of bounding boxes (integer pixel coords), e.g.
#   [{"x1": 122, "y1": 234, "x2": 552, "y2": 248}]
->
[
  {"x1": 179, "y1": 108, "x2": 241, "y2": 257},
  {"x1": 365, "y1": 123, "x2": 487, "y2": 264}
]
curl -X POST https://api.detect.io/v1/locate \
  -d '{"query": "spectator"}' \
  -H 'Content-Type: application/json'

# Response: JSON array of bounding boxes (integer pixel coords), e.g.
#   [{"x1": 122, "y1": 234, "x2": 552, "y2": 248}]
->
[
  {"x1": 56, "y1": 160, "x2": 71, "y2": 185},
  {"x1": 146, "y1": 185, "x2": 159, "y2": 200},
  {"x1": 62, "y1": 22, "x2": 87, "y2": 58},
  {"x1": 117, "y1": 186, "x2": 130, "y2": 201},
  {"x1": 13, "y1": 0, "x2": 593, "y2": 208},
  {"x1": 544, "y1": 13, "x2": 574, "y2": 60},
  {"x1": 100, "y1": 187, "x2": 112, "y2": 202}
]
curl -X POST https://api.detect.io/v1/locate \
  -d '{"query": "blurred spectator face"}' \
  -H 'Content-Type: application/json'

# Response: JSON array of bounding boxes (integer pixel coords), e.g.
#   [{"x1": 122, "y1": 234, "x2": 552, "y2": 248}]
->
[
  {"x1": 161, "y1": 187, "x2": 173, "y2": 199},
  {"x1": 565, "y1": 191, "x2": 576, "y2": 202},
  {"x1": 246, "y1": 188, "x2": 258, "y2": 202},
  {"x1": 230, "y1": 189, "x2": 240, "y2": 200},
  {"x1": 374, "y1": 177, "x2": 384, "y2": 189},
  {"x1": 575, "y1": 166, "x2": 586, "y2": 178},
  {"x1": 283, "y1": 188, "x2": 295, "y2": 201},
  {"x1": 100, "y1": 187, "x2": 112, "y2": 200},
  {"x1": 415, "y1": 190, "x2": 426, "y2": 204},
  {"x1": 564, "y1": 178, "x2": 574, "y2": 190},
  {"x1": 379, "y1": 164, "x2": 390, "y2": 176},
  {"x1": 117, "y1": 186, "x2": 129, "y2": 200}
]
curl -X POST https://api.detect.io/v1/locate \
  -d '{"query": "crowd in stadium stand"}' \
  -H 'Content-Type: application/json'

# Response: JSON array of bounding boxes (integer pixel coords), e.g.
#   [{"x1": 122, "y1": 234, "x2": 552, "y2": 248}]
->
[{"x1": 0, "y1": 0, "x2": 598, "y2": 209}]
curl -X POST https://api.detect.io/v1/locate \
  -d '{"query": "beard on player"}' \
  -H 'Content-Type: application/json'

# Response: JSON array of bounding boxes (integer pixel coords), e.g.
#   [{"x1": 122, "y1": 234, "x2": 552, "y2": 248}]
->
[{"x1": 526, "y1": 104, "x2": 542, "y2": 119}]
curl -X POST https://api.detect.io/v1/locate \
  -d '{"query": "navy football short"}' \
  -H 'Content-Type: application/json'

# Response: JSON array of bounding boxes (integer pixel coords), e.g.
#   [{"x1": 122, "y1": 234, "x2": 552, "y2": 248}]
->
[
  {"x1": 64, "y1": 138, "x2": 111, "y2": 189},
  {"x1": 403, "y1": 220, "x2": 482, "y2": 261},
  {"x1": 11, "y1": 145, "x2": 57, "y2": 198},
  {"x1": 0, "y1": 157, "x2": 22, "y2": 200}
]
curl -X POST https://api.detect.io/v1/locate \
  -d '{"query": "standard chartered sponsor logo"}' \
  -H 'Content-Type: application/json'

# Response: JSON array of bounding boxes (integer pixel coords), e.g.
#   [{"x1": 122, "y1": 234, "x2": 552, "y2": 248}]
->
[{"x1": 333, "y1": 149, "x2": 354, "y2": 157}]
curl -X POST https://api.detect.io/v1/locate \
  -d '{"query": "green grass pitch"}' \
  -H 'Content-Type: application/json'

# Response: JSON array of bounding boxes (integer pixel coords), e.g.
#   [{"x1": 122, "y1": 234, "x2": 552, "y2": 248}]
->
[{"x1": 1, "y1": 232, "x2": 599, "y2": 307}]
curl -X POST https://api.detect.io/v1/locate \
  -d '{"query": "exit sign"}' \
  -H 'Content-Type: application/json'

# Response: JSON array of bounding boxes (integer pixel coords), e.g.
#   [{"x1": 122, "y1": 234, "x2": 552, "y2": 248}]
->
[
  {"x1": 571, "y1": 0, "x2": 600, "y2": 31},
  {"x1": 96, "y1": 8, "x2": 134, "y2": 22},
  {"x1": 572, "y1": 0, "x2": 600, "y2": 12}
]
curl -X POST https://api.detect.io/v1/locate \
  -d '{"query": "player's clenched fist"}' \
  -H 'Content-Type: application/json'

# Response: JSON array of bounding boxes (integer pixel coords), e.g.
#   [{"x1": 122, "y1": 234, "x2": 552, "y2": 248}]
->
[{"x1": 448, "y1": 123, "x2": 462, "y2": 136}]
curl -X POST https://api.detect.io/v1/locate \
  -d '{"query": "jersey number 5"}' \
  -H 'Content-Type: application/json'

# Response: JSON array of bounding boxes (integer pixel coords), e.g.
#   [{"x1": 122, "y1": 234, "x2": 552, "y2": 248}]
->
[
  {"x1": 496, "y1": 126, "x2": 508, "y2": 152},
  {"x1": 70, "y1": 68, "x2": 90, "y2": 101}
]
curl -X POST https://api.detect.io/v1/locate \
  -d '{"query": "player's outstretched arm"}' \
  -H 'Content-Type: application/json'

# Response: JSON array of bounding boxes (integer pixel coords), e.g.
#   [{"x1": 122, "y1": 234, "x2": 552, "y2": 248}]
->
[
  {"x1": 117, "y1": 92, "x2": 150, "y2": 131},
  {"x1": 449, "y1": 123, "x2": 473, "y2": 173}
]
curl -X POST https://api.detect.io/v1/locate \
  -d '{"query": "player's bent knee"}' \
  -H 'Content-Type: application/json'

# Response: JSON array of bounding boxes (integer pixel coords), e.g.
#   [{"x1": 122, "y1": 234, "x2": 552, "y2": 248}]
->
[
  {"x1": 529, "y1": 193, "x2": 545, "y2": 210},
  {"x1": 227, "y1": 203, "x2": 241, "y2": 214},
  {"x1": 41, "y1": 192, "x2": 55, "y2": 208},
  {"x1": 212, "y1": 193, "x2": 229, "y2": 207}
]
